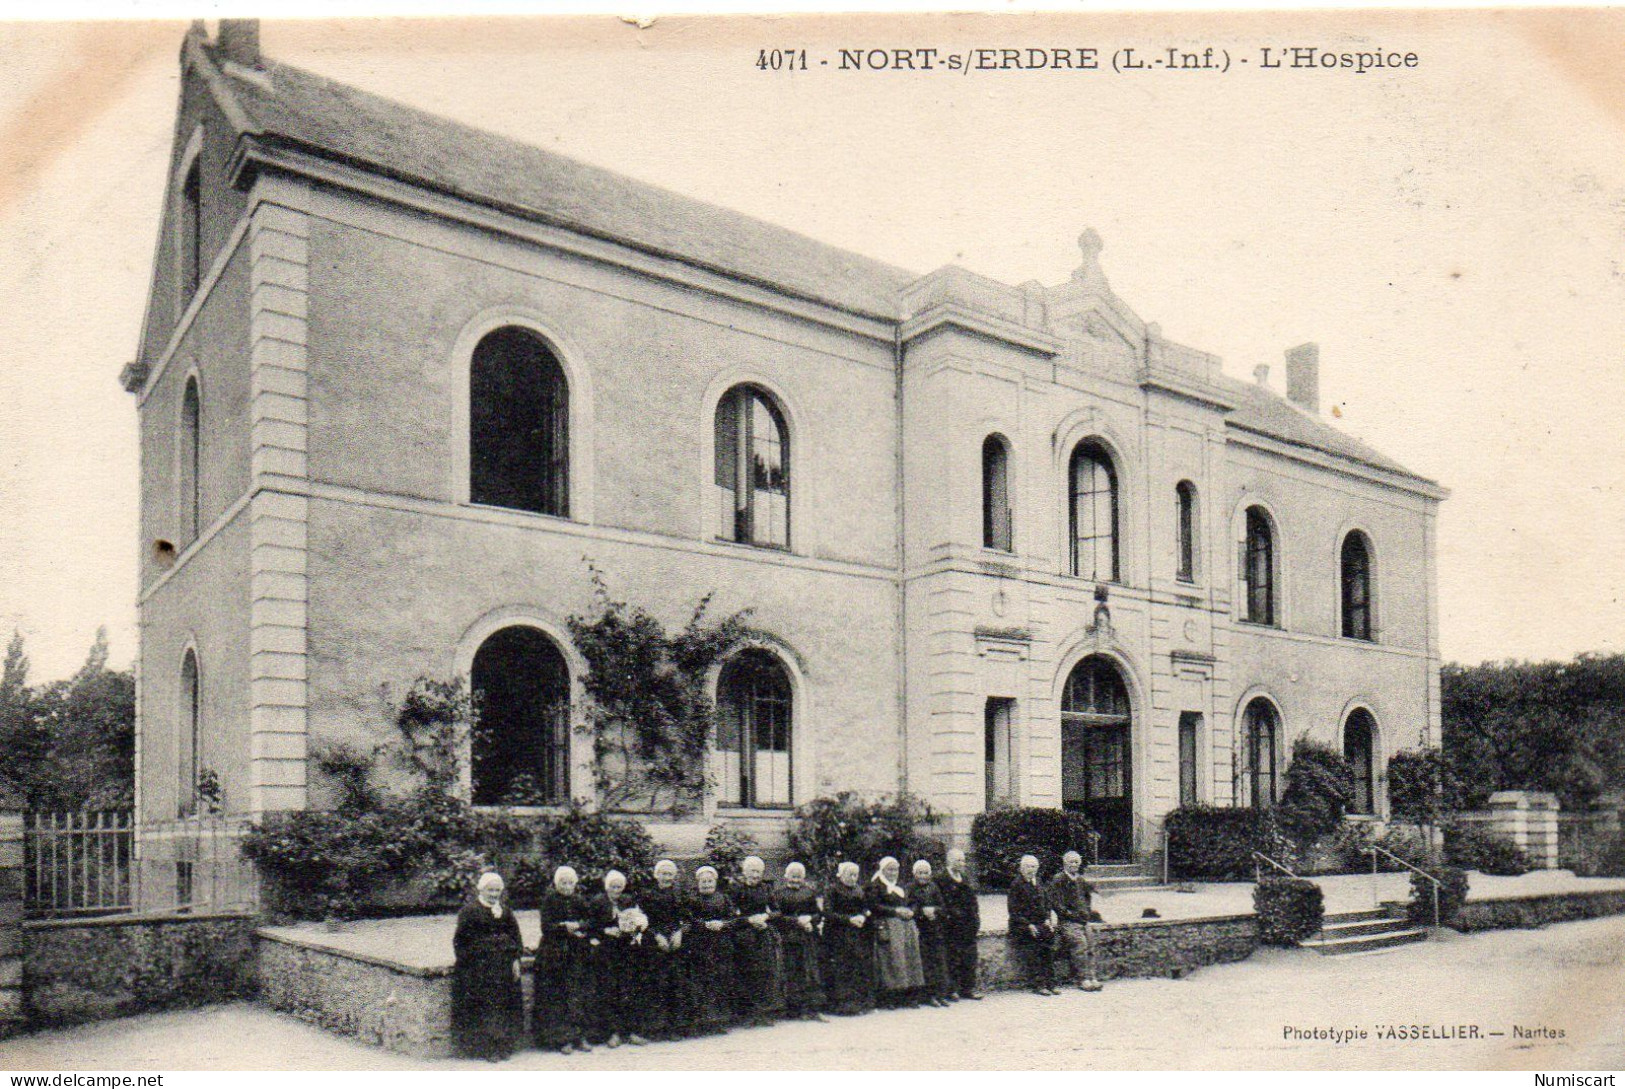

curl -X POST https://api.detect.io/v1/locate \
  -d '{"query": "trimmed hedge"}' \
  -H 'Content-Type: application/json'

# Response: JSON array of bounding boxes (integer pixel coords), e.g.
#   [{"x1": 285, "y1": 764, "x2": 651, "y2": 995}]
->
[
  {"x1": 970, "y1": 807, "x2": 1096, "y2": 886},
  {"x1": 1410, "y1": 865, "x2": 1469, "y2": 927},
  {"x1": 1253, "y1": 877, "x2": 1324, "y2": 946},
  {"x1": 1444, "y1": 822, "x2": 1530, "y2": 876},
  {"x1": 1165, "y1": 806, "x2": 1274, "y2": 880}
]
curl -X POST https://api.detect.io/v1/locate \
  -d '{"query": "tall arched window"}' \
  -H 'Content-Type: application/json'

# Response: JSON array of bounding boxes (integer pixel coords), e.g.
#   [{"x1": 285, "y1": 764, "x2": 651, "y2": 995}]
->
[
  {"x1": 180, "y1": 159, "x2": 201, "y2": 302},
  {"x1": 470, "y1": 626, "x2": 571, "y2": 805},
  {"x1": 178, "y1": 649, "x2": 200, "y2": 818},
  {"x1": 180, "y1": 376, "x2": 201, "y2": 544},
  {"x1": 469, "y1": 327, "x2": 570, "y2": 517},
  {"x1": 1242, "y1": 506, "x2": 1277, "y2": 626},
  {"x1": 716, "y1": 650, "x2": 793, "y2": 808},
  {"x1": 1061, "y1": 655, "x2": 1133, "y2": 860},
  {"x1": 1341, "y1": 532, "x2": 1373, "y2": 640},
  {"x1": 982, "y1": 434, "x2": 1012, "y2": 552},
  {"x1": 1175, "y1": 480, "x2": 1198, "y2": 582},
  {"x1": 1243, "y1": 697, "x2": 1280, "y2": 808},
  {"x1": 1344, "y1": 709, "x2": 1377, "y2": 815},
  {"x1": 1069, "y1": 442, "x2": 1118, "y2": 581},
  {"x1": 714, "y1": 385, "x2": 789, "y2": 549}
]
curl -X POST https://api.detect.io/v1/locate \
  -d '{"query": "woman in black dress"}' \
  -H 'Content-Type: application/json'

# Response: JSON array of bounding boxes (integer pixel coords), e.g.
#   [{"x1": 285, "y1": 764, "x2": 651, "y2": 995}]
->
[
  {"x1": 639, "y1": 859, "x2": 693, "y2": 1040},
  {"x1": 451, "y1": 871, "x2": 525, "y2": 1061},
  {"x1": 773, "y1": 861, "x2": 826, "y2": 1021},
  {"x1": 820, "y1": 861, "x2": 875, "y2": 1016},
  {"x1": 730, "y1": 855, "x2": 785, "y2": 1026},
  {"x1": 908, "y1": 858, "x2": 954, "y2": 1007},
  {"x1": 533, "y1": 865, "x2": 597, "y2": 1054},
  {"x1": 684, "y1": 865, "x2": 738, "y2": 1034}
]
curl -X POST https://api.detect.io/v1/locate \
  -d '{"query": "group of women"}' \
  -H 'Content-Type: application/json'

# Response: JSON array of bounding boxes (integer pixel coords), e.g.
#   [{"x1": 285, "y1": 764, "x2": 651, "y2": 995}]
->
[{"x1": 450, "y1": 850, "x2": 984, "y2": 1061}]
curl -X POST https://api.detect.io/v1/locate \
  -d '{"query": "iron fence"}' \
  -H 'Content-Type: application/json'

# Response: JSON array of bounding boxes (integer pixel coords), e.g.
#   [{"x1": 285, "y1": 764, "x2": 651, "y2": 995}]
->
[{"x1": 24, "y1": 810, "x2": 133, "y2": 919}]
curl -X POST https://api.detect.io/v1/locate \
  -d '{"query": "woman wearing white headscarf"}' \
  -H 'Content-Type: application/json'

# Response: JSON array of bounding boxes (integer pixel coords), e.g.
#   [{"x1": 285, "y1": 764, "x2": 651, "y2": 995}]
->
[
  {"x1": 773, "y1": 861, "x2": 826, "y2": 1020},
  {"x1": 820, "y1": 860, "x2": 874, "y2": 1016},
  {"x1": 533, "y1": 865, "x2": 596, "y2": 1054},
  {"x1": 451, "y1": 870, "x2": 524, "y2": 1061},
  {"x1": 683, "y1": 865, "x2": 739, "y2": 1034},
  {"x1": 867, "y1": 856, "x2": 926, "y2": 1007}
]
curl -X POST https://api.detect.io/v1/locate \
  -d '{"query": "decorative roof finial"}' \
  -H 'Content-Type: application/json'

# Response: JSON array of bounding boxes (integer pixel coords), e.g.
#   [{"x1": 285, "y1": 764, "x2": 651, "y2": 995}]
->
[{"x1": 1072, "y1": 228, "x2": 1108, "y2": 290}]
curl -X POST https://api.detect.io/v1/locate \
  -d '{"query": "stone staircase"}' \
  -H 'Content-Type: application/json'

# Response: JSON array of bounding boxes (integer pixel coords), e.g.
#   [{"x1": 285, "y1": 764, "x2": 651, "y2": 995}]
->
[
  {"x1": 1299, "y1": 907, "x2": 1430, "y2": 955},
  {"x1": 1086, "y1": 860, "x2": 1165, "y2": 893}
]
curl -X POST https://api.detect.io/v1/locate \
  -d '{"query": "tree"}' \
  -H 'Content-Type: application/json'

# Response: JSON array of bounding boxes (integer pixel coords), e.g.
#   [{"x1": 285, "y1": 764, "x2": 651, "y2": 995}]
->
[{"x1": 0, "y1": 629, "x2": 134, "y2": 809}]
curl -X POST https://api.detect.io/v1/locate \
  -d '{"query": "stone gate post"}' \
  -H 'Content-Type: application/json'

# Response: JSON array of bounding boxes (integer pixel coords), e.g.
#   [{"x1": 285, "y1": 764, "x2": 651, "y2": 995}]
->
[
  {"x1": 0, "y1": 788, "x2": 25, "y2": 1037},
  {"x1": 1488, "y1": 790, "x2": 1560, "y2": 869}
]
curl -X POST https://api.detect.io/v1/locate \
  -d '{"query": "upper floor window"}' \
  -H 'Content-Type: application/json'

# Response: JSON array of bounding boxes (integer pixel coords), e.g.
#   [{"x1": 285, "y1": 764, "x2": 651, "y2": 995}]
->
[
  {"x1": 1242, "y1": 505, "x2": 1277, "y2": 626},
  {"x1": 180, "y1": 159, "x2": 201, "y2": 302},
  {"x1": 470, "y1": 327, "x2": 569, "y2": 518},
  {"x1": 178, "y1": 649, "x2": 200, "y2": 819},
  {"x1": 1242, "y1": 697, "x2": 1279, "y2": 808},
  {"x1": 1069, "y1": 442, "x2": 1118, "y2": 582},
  {"x1": 715, "y1": 385, "x2": 789, "y2": 549},
  {"x1": 1341, "y1": 531, "x2": 1374, "y2": 640},
  {"x1": 982, "y1": 434, "x2": 1013, "y2": 552},
  {"x1": 180, "y1": 376, "x2": 201, "y2": 544},
  {"x1": 1175, "y1": 480, "x2": 1198, "y2": 582}
]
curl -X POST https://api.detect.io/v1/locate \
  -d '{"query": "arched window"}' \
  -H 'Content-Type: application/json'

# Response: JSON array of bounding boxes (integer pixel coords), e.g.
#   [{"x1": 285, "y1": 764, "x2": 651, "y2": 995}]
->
[
  {"x1": 1061, "y1": 655, "x2": 1133, "y2": 860},
  {"x1": 1243, "y1": 698, "x2": 1280, "y2": 808},
  {"x1": 1242, "y1": 506, "x2": 1277, "y2": 626},
  {"x1": 982, "y1": 434, "x2": 1013, "y2": 552},
  {"x1": 1341, "y1": 532, "x2": 1373, "y2": 640},
  {"x1": 714, "y1": 385, "x2": 789, "y2": 549},
  {"x1": 180, "y1": 159, "x2": 201, "y2": 301},
  {"x1": 470, "y1": 626, "x2": 571, "y2": 805},
  {"x1": 1344, "y1": 709, "x2": 1377, "y2": 815},
  {"x1": 469, "y1": 327, "x2": 569, "y2": 517},
  {"x1": 178, "y1": 649, "x2": 200, "y2": 818},
  {"x1": 1069, "y1": 442, "x2": 1118, "y2": 581},
  {"x1": 1176, "y1": 480, "x2": 1198, "y2": 582},
  {"x1": 180, "y1": 376, "x2": 201, "y2": 544},
  {"x1": 716, "y1": 650, "x2": 793, "y2": 808}
]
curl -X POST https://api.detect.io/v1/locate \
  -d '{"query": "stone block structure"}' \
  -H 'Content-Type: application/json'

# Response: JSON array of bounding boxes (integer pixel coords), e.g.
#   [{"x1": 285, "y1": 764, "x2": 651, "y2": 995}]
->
[{"x1": 124, "y1": 22, "x2": 1445, "y2": 906}]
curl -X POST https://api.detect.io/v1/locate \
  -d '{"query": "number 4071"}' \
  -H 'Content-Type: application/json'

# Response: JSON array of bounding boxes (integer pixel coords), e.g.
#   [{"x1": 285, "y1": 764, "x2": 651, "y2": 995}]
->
[{"x1": 756, "y1": 49, "x2": 809, "y2": 71}]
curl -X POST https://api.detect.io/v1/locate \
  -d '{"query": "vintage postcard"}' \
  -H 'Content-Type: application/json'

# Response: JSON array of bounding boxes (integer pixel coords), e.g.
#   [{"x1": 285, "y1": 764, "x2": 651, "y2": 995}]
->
[{"x1": 0, "y1": 6, "x2": 1622, "y2": 1075}]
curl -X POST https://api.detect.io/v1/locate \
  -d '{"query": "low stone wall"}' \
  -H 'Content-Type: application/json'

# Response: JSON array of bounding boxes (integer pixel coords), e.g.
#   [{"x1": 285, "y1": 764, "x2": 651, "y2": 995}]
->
[
  {"x1": 1451, "y1": 889, "x2": 1625, "y2": 933},
  {"x1": 978, "y1": 915, "x2": 1258, "y2": 987},
  {"x1": 257, "y1": 930, "x2": 458, "y2": 1058},
  {"x1": 24, "y1": 913, "x2": 257, "y2": 1029}
]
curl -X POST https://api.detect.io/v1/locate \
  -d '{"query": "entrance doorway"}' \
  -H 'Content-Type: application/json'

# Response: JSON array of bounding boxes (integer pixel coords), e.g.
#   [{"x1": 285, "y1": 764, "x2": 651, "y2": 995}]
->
[{"x1": 1061, "y1": 655, "x2": 1134, "y2": 861}]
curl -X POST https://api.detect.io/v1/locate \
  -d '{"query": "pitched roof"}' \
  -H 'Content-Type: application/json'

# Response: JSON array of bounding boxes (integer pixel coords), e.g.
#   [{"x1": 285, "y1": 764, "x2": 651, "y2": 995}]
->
[
  {"x1": 203, "y1": 44, "x2": 918, "y2": 320},
  {"x1": 191, "y1": 38, "x2": 1435, "y2": 491}
]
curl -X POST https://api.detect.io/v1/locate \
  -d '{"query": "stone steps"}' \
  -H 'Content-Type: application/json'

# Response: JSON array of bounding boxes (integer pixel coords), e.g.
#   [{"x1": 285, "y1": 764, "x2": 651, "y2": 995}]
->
[{"x1": 1301, "y1": 908, "x2": 1430, "y2": 956}]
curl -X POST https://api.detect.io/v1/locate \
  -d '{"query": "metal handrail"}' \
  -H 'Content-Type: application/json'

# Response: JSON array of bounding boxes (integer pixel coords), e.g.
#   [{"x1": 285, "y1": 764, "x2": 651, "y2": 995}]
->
[
  {"x1": 1367, "y1": 844, "x2": 1443, "y2": 931},
  {"x1": 1085, "y1": 829, "x2": 1102, "y2": 866},
  {"x1": 1250, "y1": 850, "x2": 1298, "y2": 882}
]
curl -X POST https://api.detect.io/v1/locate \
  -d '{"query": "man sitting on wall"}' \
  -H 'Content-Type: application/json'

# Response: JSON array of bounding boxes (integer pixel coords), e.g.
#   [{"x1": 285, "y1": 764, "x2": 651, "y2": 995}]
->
[
  {"x1": 1047, "y1": 850, "x2": 1098, "y2": 990},
  {"x1": 1007, "y1": 854, "x2": 1058, "y2": 997}
]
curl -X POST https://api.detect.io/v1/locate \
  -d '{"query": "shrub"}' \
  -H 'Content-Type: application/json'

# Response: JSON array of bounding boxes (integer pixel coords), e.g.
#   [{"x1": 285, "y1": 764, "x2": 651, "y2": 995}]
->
[
  {"x1": 534, "y1": 803, "x2": 658, "y2": 887},
  {"x1": 1593, "y1": 834, "x2": 1625, "y2": 878},
  {"x1": 703, "y1": 822, "x2": 759, "y2": 883},
  {"x1": 970, "y1": 807, "x2": 1095, "y2": 887},
  {"x1": 1387, "y1": 749, "x2": 1447, "y2": 828},
  {"x1": 1165, "y1": 806, "x2": 1274, "y2": 880},
  {"x1": 1253, "y1": 877, "x2": 1324, "y2": 946},
  {"x1": 1443, "y1": 821, "x2": 1530, "y2": 876},
  {"x1": 1276, "y1": 738, "x2": 1355, "y2": 846},
  {"x1": 788, "y1": 792, "x2": 941, "y2": 879},
  {"x1": 1409, "y1": 864, "x2": 1469, "y2": 927},
  {"x1": 1329, "y1": 821, "x2": 1434, "y2": 873}
]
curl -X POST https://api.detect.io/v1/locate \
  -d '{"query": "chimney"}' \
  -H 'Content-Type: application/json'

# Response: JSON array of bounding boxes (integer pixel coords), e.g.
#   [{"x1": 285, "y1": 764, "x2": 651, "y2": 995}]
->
[
  {"x1": 1252, "y1": 363, "x2": 1271, "y2": 387},
  {"x1": 216, "y1": 19, "x2": 261, "y2": 68},
  {"x1": 1285, "y1": 342, "x2": 1319, "y2": 413}
]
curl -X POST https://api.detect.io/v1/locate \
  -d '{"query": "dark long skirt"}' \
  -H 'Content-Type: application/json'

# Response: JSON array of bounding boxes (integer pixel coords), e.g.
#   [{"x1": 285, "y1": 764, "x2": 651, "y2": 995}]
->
[
  {"x1": 732, "y1": 922, "x2": 785, "y2": 1021},
  {"x1": 780, "y1": 928, "x2": 826, "y2": 1015},
  {"x1": 591, "y1": 936, "x2": 650, "y2": 1040},
  {"x1": 451, "y1": 933, "x2": 524, "y2": 1058},
  {"x1": 946, "y1": 932, "x2": 980, "y2": 997},
  {"x1": 683, "y1": 927, "x2": 736, "y2": 1033},
  {"x1": 821, "y1": 921, "x2": 876, "y2": 1016},
  {"x1": 641, "y1": 943, "x2": 695, "y2": 1039},
  {"x1": 917, "y1": 921, "x2": 953, "y2": 1000},
  {"x1": 533, "y1": 938, "x2": 596, "y2": 1047}
]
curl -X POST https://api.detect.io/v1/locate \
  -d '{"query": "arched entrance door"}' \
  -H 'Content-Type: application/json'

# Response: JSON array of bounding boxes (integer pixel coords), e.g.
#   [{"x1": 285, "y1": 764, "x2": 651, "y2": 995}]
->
[
  {"x1": 470, "y1": 626, "x2": 571, "y2": 805},
  {"x1": 1061, "y1": 655, "x2": 1133, "y2": 860}
]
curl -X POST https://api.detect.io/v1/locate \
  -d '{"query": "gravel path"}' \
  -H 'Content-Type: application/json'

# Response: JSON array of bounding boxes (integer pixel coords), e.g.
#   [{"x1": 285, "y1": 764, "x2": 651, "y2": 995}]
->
[{"x1": 4, "y1": 912, "x2": 1622, "y2": 1070}]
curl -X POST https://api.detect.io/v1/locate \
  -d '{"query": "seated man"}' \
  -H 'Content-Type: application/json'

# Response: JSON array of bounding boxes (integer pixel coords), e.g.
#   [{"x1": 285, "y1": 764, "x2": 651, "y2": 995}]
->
[
  {"x1": 1006, "y1": 854, "x2": 1057, "y2": 997},
  {"x1": 1047, "y1": 850, "x2": 1098, "y2": 990}
]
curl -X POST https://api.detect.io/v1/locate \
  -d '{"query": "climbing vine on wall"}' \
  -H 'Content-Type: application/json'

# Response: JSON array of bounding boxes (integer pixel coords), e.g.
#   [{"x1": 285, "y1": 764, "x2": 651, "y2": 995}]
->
[{"x1": 566, "y1": 567, "x2": 757, "y2": 817}]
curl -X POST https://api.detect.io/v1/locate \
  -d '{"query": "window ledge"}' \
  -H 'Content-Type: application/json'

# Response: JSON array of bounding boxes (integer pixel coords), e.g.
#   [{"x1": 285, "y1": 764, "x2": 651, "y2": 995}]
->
[
  {"x1": 464, "y1": 501, "x2": 574, "y2": 524},
  {"x1": 1234, "y1": 619, "x2": 1283, "y2": 631}
]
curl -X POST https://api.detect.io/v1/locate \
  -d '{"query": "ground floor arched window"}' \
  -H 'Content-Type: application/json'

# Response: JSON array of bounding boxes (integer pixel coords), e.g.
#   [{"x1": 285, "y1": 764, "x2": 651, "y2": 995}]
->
[
  {"x1": 470, "y1": 626, "x2": 570, "y2": 805},
  {"x1": 1344, "y1": 708, "x2": 1377, "y2": 815},
  {"x1": 1243, "y1": 698, "x2": 1280, "y2": 809},
  {"x1": 715, "y1": 649, "x2": 793, "y2": 808}
]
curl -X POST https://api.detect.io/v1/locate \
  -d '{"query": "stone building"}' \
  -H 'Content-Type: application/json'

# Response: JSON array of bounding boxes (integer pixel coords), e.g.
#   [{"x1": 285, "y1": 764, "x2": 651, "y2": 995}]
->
[{"x1": 123, "y1": 22, "x2": 1445, "y2": 905}]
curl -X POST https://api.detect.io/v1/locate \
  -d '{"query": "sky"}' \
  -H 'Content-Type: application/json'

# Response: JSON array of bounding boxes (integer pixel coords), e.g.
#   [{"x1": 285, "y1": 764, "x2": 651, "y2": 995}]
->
[{"x1": 0, "y1": 9, "x2": 1622, "y2": 680}]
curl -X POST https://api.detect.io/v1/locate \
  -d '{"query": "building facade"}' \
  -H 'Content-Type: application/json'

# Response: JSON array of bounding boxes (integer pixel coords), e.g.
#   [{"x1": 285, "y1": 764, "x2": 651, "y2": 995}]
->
[{"x1": 124, "y1": 23, "x2": 1445, "y2": 906}]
